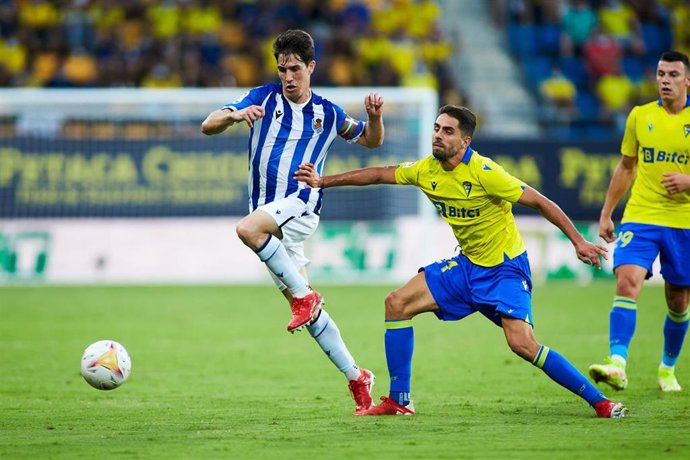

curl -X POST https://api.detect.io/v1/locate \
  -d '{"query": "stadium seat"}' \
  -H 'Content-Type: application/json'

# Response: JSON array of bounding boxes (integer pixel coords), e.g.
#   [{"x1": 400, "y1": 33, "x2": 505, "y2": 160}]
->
[
  {"x1": 583, "y1": 123, "x2": 615, "y2": 140},
  {"x1": 575, "y1": 91, "x2": 600, "y2": 121},
  {"x1": 559, "y1": 57, "x2": 589, "y2": 90},
  {"x1": 622, "y1": 56, "x2": 644, "y2": 81},
  {"x1": 507, "y1": 23, "x2": 538, "y2": 58},
  {"x1": 537, "y1": 24, "x2": 561, "y2": 56},
  {"x1": 522, "y1": 56, "x2": 553, "y2": 90},
  {"x1": 548, "y1": 124, "x2": 581, "y2": 140},
  {"x1": 640, "y1": 23, "x2": 671, "y2": 58}
]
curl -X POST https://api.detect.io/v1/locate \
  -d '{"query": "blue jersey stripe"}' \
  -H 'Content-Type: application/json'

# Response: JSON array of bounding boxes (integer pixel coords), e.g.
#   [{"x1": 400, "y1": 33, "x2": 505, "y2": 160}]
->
[
  {"x1": 264, "y1": 98, "x2": 293, "y2": 203},
  {"x1": 297, "y1": 187, "x2": 311, "y2": 203},
  {"x1": 286, "y1": 101, "x2": 315, "y2": 196},
  {"x1": 250, "y1": 95, "x2": 278, "y2": 210},
  {"x1": 313, "y1": 189, "x2": 324, "y2": 214},
  {"x1": 309, "y1": 105, "x2": 335, "y2": 166}
]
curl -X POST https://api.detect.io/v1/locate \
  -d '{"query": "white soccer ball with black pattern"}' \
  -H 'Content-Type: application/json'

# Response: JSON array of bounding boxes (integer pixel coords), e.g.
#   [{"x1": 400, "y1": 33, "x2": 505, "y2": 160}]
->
[{"x1": 80, "y1": 340, "x2": 132, "y2": 390}]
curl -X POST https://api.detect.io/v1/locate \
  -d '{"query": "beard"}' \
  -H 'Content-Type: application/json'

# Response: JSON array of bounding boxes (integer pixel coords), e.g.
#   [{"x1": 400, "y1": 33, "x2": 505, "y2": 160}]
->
[{"x1": 432, "y1": 146, "x2": 454, "y2": 160}]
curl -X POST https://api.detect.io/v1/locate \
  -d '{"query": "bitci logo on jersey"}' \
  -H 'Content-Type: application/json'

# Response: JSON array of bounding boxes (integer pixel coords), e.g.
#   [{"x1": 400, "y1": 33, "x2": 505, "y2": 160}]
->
[{"x1": 642, "y1": 147, "x2": 689, "y2": 164}]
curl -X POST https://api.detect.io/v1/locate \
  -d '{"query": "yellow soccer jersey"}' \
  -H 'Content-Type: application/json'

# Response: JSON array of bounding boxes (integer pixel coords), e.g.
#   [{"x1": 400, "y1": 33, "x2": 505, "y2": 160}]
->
[
  {"x1": 395, "y1": 147, "x2": 527, "y2": 267},
  {"x1": 620, "y1": 97, "x2": 690, "y2": 229}
]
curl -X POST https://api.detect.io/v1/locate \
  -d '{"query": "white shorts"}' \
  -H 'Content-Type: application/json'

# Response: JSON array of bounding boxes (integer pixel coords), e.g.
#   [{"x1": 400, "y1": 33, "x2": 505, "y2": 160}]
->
[{"x1": 256, "y1": 195, "x2": 320, "y2": 290}]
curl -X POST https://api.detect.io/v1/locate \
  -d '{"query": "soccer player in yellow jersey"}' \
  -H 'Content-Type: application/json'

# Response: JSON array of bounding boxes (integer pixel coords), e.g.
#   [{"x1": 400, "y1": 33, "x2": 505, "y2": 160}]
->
[
  {"x1": 295, "y1": 105, "x2": 628, "y2": 418},
  {"x1": 589, "y1": 51, "x2": 690, "y2": 393}
]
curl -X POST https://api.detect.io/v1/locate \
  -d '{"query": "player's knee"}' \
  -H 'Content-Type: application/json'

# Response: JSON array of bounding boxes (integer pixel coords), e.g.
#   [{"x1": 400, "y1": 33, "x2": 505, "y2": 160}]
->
[
  {"x1": 666, "y1": 289, "x2": 690, "y2": 313},
  {"x1": 384, "y1": 290, "x2": 408, "y2": 320},
  {"x1": 235, "y1": 220, "x2": 260, "y2": 247},
  {"x1": 615, "y1": 272, "x2": 643, "y2": 298},
  {"x1": 235, "y1": 221, "x2": 250, "y2": 244},
  {"x1": 506, "y1": 336, "x2": 538, "y2": 361}
]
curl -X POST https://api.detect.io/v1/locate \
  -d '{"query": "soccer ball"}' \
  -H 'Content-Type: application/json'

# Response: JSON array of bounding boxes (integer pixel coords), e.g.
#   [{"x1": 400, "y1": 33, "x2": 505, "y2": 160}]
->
[{"x1": 80, "y1": 340, "x2": 132, "y2": 390}]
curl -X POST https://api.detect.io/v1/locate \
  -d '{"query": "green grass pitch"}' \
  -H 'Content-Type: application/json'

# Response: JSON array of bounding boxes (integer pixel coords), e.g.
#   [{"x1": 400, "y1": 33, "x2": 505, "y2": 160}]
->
[{"x1": 1, "y1": 281, "x2": 689, "y2": 459}]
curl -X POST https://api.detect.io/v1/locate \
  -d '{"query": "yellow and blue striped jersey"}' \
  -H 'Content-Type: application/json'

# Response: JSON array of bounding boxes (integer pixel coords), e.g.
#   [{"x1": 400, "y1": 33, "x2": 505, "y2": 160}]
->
[
  {"x1": 620, "y1": 97, "x2": 690, "y2": 229},
  {"x1": 395, "y1": 147, "x2": 526, "y2": 267}
]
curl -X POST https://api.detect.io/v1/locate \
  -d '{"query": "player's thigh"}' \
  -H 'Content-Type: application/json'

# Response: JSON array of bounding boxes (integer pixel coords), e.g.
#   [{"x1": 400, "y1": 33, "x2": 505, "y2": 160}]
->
[
  {"x1": 256, "y1": 196, "x2": 315, "y2": 236},
  {"x1": 659, "y1": 227, "x2": 690, "y2": 286},
  {"x1": 419, "y1": 255, "x2": 475, "y2": 321},
  {"x1": 471, "y1": 252, "x2": 533, "y2": 326},
  {"x1": 237, "y1": 210, "x2": 281, "y2": 247},
  {"x1": 386, "y1": 271, "x2": 439, "y2": 319}
]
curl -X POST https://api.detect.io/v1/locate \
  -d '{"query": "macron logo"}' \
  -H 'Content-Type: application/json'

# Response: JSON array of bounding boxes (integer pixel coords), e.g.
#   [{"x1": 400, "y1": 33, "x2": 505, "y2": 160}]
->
[
  {"x1": 431, "y1": 181, "x2": 438, "y2": 190},
  {"x1": 275, "y1": 110, "x2": 283, "y2": 119}
]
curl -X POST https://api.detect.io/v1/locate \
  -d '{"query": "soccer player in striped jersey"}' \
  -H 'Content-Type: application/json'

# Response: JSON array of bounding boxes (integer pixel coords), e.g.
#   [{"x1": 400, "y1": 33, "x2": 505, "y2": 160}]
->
[
  {"x1": 589, "y1": 50, "x2": 690, "y2": 393},
  {"x1": 295, "y1": 105, "x2": 627, "y2": 418},
  {"x1": 201, "y1": 29, "x2": 384, "y2": 413}
]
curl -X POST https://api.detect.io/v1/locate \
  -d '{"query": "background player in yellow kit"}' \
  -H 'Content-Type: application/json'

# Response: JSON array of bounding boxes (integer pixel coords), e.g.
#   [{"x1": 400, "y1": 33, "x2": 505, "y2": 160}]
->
[
  {"x1": 295, "y1": 105, "x2": 627, "y2": 418},
  {"x1": 589, "y1": 51, "x2": 690, "y2": 393}
]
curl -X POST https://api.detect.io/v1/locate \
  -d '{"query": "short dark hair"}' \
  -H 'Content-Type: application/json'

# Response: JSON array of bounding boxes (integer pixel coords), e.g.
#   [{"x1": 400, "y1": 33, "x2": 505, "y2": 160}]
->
[
  {"x1": 273, "y1": 29, "x2": 315, "y2": 65},
  {"x1": 439, "y1": 105, "x2": 477, "y2": 137},
  {"x1": 660, "y1": 50, "x2": 690, "y2": 71}
]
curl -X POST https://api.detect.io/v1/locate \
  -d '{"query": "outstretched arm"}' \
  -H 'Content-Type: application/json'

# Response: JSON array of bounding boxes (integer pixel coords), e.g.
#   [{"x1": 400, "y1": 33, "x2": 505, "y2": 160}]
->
[
  {"x1": 518, "y1": 186, "x2": 608, "y2": 269},
  {"x1": 356, "y1": 92, "x2": 384, "y2": 148},
  {"x1": 201, "y1": 105, "x2": 266, "y2": 135},
  {"x1": 294, "y1": 163, "x2": 397, "y2": 188}
]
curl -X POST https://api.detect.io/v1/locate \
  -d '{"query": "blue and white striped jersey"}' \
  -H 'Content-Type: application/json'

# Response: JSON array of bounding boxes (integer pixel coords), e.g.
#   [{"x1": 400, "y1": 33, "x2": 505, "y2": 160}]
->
[{"x1": 224, "y1": 83, "x2": 366, "y2": 213}]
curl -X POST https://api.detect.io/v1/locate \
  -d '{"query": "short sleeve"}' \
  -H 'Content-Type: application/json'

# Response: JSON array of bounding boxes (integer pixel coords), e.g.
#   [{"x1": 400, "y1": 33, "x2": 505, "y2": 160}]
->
[
  {"x1": 394, "y1": 160, "x2": 421, "y2": 186},
  {"x1": 620, "y1": 106, "x2": 639, "y2": 158},
  {"x1": 223, "y1": 85, "x2": 272, "y2": 111}
]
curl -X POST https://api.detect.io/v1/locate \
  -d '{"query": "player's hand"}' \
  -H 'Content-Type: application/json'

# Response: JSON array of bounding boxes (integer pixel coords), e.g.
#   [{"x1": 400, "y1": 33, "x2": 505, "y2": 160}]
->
[
  {"x1": 574, "y1": 239, "x2": 608, "y2": 270},
  {"x1": 598, "y1": 216, "x2": 616, "y2": 243},
  {"x1": 661, "y1": 172, "x2": 690, "y2": 195},
  {"x1": 233, "y1": 105, "x2": 265, "y2": 128},
  {"x1": 294, "y1": 163, "x2": 322, "y2": 188},
  {"x1": 364, "y1": 92, "x2": 384, "y2": 118}
]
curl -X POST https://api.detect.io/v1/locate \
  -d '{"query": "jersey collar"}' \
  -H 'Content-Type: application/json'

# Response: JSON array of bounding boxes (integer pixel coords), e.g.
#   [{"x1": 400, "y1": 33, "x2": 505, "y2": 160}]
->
[
  {"x1": 460, "y1": 146, "x2": 474, "y2": 164},
  {"x1": 656, "y1": 96, "x2": 690, "y2": 107}
]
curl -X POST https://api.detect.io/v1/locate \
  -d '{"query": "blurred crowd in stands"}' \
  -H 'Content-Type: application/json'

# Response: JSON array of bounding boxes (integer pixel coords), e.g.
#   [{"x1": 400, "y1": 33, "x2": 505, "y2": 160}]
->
[
  {"x1": 497, "y1": 0, "x2": 690, "y2": 138},
  {"x1": 6, "y1": 0, "x2": 684, "y2": 140},
  {"x1": 0, "y1": 0, "x2": 462, "y2": 104}
]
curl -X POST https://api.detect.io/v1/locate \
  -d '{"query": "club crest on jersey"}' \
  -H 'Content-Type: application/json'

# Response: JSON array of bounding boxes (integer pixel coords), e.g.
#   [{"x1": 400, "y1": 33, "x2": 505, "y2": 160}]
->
[
  {"x1": 463, "y1": 181, "x2": 472, "y2": 197},
  {"x1": 684, "y1": 124, "x2": 690, "y2": 138},
  {"x1": 313, "y1": 118, "x2": 323, "y2": 134}
]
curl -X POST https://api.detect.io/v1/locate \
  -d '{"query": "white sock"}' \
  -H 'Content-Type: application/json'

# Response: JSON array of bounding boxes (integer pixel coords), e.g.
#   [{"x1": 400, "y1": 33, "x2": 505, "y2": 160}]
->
[
  {"x1": 659, "y1": 363, "x2": 674, "y2": 370},
  {"x1": 255, "y1": 235, "x2": 310, "y2": 298},
  {"x1": 611, "y1": 354, "x2": 626, "y2": 366},
  {"x1": 307, "y1": 309, "x2": 360, "y2": 381}
]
